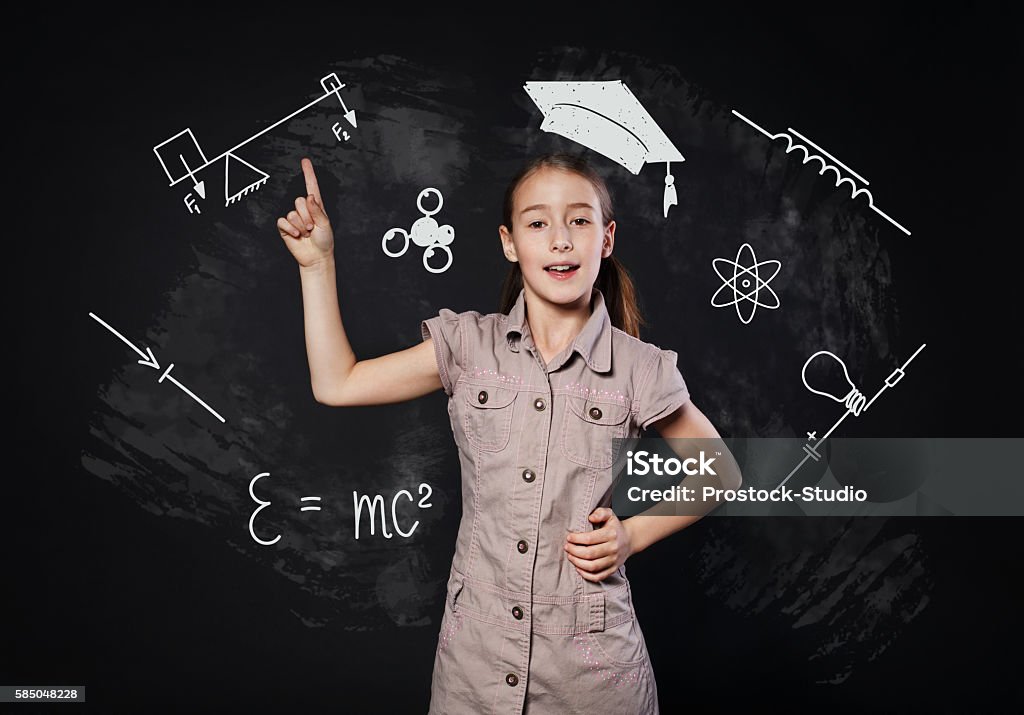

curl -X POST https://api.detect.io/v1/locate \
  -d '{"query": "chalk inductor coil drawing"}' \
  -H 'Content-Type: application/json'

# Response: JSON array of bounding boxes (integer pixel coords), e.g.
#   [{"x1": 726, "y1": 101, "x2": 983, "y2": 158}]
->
[{"x1": 730, "y1": 109, "x2": 911, "y2": 236}]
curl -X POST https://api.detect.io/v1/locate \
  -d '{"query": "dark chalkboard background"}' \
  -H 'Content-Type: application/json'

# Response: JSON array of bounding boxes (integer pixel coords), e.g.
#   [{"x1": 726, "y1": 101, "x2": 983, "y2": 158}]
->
[{"x1": 10, "y1": 7, "x2": 1022, "y2": 712}]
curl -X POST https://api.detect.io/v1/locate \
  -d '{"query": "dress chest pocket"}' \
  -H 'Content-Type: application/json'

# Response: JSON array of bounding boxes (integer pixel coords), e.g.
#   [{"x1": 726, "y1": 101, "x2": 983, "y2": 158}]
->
[
  {"x1": 460, "y1": 382, "x2": 518, "y2": 452},
  {"x1": 560, "y1": 396, "x2": 630, "y2": 469}
]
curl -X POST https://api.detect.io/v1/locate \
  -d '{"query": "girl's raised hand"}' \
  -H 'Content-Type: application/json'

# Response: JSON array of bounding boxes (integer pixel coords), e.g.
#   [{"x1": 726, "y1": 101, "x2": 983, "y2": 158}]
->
[{"x1": 277, "y1": 158, "x2": 334, "y2": 268}]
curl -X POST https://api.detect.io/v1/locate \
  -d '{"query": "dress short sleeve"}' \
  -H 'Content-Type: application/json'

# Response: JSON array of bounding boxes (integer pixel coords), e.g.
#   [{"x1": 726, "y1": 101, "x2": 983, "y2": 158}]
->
[
  {"x1": 421, "y1": 308, "x2": 464, "y2": 396},
  {"x1": 635, "y1": 348, "x2": 691, "y2": 431}
]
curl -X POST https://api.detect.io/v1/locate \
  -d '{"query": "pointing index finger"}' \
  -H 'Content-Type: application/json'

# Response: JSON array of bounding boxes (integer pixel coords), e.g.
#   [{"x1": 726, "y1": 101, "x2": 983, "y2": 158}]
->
[{"x1": 301, "y1": 158, "x2": 322, "y2": 204}]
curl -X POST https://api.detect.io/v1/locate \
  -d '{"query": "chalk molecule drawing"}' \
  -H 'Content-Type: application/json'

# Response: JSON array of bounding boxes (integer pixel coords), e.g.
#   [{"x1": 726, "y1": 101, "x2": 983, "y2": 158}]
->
[
  {"x1": 153, "y1": 72, "x2": 358, "y2": 212},
  {"x1": 381, "y1": 188, "x2": 455, "y2": 274},
  {"x1": 524, "y1": 80, "x2": 685, "y2": 218},
  {"x1": 731, "y1": 109, "x2": 911, "y2": 236},
  {"x1": 711, "y1": 242, "x2": 781, "y2": 324}
]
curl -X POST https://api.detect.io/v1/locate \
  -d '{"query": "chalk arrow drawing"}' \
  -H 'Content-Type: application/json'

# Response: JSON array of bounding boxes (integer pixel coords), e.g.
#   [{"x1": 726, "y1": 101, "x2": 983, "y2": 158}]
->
[
  {"x1": 321, "y1": 72, "x2": 357, "y2": 128},
  {"x1": 88, "y1": 312, "x2": 226, "y2": 424},
  {"x1": 179, "y1": 154, "x2": 206, "y2": 200}
]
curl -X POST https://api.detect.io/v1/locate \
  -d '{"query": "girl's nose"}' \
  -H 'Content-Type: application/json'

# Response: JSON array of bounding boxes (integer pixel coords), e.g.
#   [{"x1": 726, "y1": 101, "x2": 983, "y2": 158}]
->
[{"x1": 551, "y1": 226, "x2": 572, "y2": 251}]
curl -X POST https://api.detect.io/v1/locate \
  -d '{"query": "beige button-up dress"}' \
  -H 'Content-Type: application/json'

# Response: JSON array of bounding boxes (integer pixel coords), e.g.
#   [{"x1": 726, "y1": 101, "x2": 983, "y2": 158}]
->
[{"x1": 421, "y1": 286, "x2": 690, "y2": 714}]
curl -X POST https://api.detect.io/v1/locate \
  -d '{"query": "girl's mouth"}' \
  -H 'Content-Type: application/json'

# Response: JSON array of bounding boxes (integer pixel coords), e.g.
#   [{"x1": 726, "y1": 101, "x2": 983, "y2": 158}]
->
[{"x1": 544, "y1": 264, "x2": 580, "y2": 280}]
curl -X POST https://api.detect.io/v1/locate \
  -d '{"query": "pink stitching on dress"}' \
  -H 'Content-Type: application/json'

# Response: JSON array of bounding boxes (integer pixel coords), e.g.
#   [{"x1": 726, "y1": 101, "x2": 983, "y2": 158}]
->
[
  {"x1": 466, "y1": 366, "x2": 524, "y2": 385},
  {"x1": 574, "y1": 633, "x2": 600, "y2": 673},
  {"x1": 572, "y1": 634, "x2": 644, "y2": 689},
  {"x1": 439, "y1": 611, "x2": 464, "y2": 651},
  {"x1": 563, "y1": 381, "x2": 627, "y2": 405}
]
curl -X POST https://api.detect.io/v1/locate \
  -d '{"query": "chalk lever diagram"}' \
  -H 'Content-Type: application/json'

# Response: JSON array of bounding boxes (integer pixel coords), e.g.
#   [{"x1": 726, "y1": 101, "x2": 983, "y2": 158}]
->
[
  {"x1": 88, "y1": 312, "x2": 226, "y2": 423},
  {"x1": 382, "y1": 188, "x2": 455, "y2": 274},
  {"x1": 731, "y1": 109, "x2": 911, "y2": 236},
  {"x1": 777, "y1": 343, "x2": 927, "y2": 490},
  {"x1": 153, "y1": 72, "x2": 358, "y2": 211}
]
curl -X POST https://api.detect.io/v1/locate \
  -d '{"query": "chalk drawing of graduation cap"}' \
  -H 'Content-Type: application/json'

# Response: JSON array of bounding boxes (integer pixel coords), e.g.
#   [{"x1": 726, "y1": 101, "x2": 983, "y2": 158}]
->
[{"x1": 523, "y1": 81, "x2": 685, "y2": 218}]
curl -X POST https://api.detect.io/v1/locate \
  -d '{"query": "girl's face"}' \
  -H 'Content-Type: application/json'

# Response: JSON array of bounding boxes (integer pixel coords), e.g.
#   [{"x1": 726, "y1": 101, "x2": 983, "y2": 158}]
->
[{"x1": 499, "y1": 167, "x2": 615, "y2": 308}]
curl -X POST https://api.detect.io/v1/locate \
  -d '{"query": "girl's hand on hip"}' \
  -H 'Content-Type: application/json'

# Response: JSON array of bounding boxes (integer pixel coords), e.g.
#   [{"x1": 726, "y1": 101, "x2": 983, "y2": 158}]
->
[
  {"x1": 277, "y1": 158, "x2": 335, "y2": 268},
  {"x1": 564, "y1": 507, "x2": 632, "y2": 582}
]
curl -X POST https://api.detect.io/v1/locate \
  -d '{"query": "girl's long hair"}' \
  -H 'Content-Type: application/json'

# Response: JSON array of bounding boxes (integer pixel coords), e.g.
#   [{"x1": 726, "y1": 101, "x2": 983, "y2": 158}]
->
[{"x1": 498, "y1": 153, "x2": 645, "y2": 339}]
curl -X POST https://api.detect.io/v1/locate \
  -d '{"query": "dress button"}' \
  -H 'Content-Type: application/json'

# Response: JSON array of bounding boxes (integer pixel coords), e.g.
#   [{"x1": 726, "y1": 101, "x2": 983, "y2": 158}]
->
[
  {"x1": 589, "y1": 406, "x2": 603, "y2": 419},
  {"x1": 506, "y1": 673, "x2": 519, "y2": 687},
  {"x1": 516, "y1": 539, "x2": 528, "y2": 554},
  {"x1": 521, "y1": 469, "x2": 536, "y2": 483},
  {"x1": 533, "y1": 397, "x2": 546, "y2": 411},
  {"x1": 512, "y1": 605, "x2": 524, "y2": 620},
  {"x1": 478, "y1": 390, "x2": 488, "y2": 404}
]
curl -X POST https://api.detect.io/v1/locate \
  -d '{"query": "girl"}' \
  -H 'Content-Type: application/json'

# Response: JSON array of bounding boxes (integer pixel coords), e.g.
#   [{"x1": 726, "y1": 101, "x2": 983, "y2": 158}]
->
[{"x1": 277, "y1": 153, "x2": 728, "y2": 714}]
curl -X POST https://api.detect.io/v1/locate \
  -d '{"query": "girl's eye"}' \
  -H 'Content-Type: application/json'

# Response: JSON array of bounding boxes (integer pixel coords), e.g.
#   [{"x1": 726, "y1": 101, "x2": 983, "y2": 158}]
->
[
  {"x1": 571, "y1": 218, "x2": 590, "y2": 226},
  {"x1": 528, "y1": 220, "x2": 545, "y2": 229}
]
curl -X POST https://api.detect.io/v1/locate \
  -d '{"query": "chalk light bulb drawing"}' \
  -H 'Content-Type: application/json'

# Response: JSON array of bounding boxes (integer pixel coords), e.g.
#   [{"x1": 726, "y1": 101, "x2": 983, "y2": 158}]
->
[{"x1": 801, "y1": 351, "x2": 868, "y2": 416}]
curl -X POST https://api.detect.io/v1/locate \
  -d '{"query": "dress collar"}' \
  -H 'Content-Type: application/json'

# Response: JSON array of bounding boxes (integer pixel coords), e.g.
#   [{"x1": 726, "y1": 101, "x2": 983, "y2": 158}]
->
[{"x1": 504, "y1": 286, "x2": 612, "y2": 373}]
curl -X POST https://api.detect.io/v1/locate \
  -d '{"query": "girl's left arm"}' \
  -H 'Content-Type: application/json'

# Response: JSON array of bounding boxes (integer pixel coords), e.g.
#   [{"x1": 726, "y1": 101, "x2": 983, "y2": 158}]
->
[{"x1": 624, "y1": 401, "x2": 742, "y2": 554}]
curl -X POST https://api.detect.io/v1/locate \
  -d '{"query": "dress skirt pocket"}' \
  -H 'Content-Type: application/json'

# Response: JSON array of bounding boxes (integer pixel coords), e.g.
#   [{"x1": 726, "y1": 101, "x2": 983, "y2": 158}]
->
[{"x1": 524, "y1": 622, "x2": 658, "y2": 714}]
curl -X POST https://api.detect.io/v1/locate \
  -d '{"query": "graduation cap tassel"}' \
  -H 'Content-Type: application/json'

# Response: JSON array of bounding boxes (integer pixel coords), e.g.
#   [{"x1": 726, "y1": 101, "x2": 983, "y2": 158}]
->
[{"x1": 663, "y1": 161, "x2": 677, "y2": 219}]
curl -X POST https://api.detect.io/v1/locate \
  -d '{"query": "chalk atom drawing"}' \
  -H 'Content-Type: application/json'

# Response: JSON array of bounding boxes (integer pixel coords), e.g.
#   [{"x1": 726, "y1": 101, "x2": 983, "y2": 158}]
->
[
  {"x1": 711, "y1": 242, "x2": 781, "y2": 324},
  {"x1": 153, "y1": 72, "x2": 358, "y2": 211},
  {"x1": 381, "y1": 188, "x2": 455, "y2": 274},
  {"x1": 731, "y1": 109, "x2": 911, "y2": 236},
  {"x1": 524, "y1": 81, "x2": 685, "y2": 218}
]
